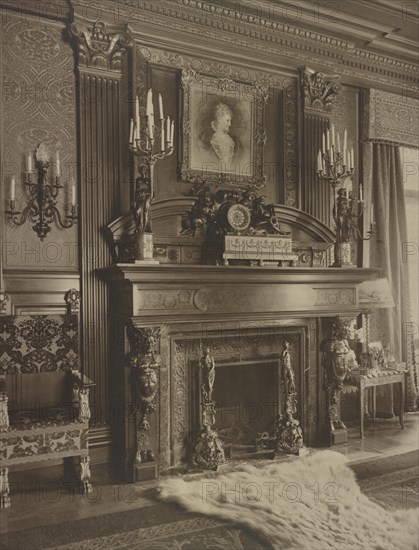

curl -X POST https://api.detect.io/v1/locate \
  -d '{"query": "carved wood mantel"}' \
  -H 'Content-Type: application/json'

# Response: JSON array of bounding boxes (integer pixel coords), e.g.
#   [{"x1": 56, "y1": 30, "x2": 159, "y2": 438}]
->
[{"x1": 102, "y1": 263, "x2": 381, "y2": 479}]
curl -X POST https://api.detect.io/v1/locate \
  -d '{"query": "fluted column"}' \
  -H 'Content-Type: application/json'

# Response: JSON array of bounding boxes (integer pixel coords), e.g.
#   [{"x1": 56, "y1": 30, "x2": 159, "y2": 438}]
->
[{"x1": 69, "y1": 20, "x2": 132, "y2": 425}]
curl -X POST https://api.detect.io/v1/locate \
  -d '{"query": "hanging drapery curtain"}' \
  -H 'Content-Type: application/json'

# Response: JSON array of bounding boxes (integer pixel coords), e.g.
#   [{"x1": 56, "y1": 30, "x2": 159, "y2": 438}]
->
[{"x1": 365, "y1": 142, "x2": 418, "y2": 411}]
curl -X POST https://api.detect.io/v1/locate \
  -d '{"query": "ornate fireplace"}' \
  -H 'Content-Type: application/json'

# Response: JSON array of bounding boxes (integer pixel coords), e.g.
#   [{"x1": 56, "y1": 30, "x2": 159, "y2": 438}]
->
[{"x1": 103, "y1": 263, "x2": 381, "y2": 481}]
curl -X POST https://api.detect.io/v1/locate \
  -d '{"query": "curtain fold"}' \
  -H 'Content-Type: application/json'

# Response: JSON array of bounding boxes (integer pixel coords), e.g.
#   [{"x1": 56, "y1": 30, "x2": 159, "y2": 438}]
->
[{"x1": 368, "y1": 143, "x2": 418, "y2": 411}]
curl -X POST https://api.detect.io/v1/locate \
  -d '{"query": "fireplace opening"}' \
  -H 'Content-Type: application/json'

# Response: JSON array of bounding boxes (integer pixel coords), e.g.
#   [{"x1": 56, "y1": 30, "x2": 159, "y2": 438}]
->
[{"x1": 213, "y1": 360, "x2": 281, "y2": 458}]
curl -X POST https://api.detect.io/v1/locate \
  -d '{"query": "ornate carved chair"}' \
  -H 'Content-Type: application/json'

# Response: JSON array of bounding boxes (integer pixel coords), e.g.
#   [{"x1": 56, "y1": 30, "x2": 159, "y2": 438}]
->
[{"x1": 0, "y1": 289, "x2": 94, "y2": 508}]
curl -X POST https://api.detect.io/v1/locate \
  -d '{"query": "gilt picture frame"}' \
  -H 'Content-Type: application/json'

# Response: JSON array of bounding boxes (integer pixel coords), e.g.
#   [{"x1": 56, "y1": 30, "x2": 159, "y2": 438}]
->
[{"x1": 179, "y1": 70, "x2": 268, "y2": 188}]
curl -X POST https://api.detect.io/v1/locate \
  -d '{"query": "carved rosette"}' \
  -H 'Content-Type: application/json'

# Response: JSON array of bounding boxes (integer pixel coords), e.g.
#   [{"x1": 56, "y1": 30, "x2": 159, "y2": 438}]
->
[
  {"x1": 0, "y1": 291, "x2": 9, "y2": 316},
  {"x1": 69, "y1": 21, "x2": 132, "y2": 72},
  {"x1": 302, "y1": 68, "x2": 342, "y2": 112},
  {"x1": 127, "y1": 324, "x2": 161, "y2": 464}
]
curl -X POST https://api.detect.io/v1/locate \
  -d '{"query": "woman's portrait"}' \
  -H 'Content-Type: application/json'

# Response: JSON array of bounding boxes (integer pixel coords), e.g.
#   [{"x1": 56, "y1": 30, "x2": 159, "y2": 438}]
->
[{"x1": 190, "y1": 92, "x2": 252, "y2": 175}]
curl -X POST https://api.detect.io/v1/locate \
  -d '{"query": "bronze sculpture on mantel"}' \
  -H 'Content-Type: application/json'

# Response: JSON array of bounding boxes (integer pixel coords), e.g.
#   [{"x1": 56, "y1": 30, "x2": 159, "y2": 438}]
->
[{"x1": 191, "y1": 345, "x2": 225, "y2": 471}]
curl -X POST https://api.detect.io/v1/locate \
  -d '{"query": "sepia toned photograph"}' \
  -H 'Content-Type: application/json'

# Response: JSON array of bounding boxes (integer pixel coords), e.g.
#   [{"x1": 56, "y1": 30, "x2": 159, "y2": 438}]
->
[{"x1": 0, "y1": 1, "x2": 418, "y2": 549}]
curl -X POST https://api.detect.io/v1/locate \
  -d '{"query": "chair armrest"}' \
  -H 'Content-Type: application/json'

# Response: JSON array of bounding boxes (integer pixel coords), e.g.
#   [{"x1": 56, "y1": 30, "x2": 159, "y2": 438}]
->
[{"x1": 71, "y1": 371, "x2": 95, "y2": 389}]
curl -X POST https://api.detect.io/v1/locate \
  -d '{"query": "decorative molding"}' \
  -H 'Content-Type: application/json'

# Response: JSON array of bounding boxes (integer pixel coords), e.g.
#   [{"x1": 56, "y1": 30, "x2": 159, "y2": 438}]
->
[
  {"x1": 70, "y1": 0, "x2": 419, "y2": 93},
  {"x1": 69, "y1": 21, "x2": 132, "y2": 72},
  {"x1": 302, "y1": 68, "x2": 342, "y2": 113},
  {"x1": 0, "y1": 292, "x2": 10, "y2": 316},
  {"x1": 363, "y1": 89, "x2": 419, "y2": 148}
]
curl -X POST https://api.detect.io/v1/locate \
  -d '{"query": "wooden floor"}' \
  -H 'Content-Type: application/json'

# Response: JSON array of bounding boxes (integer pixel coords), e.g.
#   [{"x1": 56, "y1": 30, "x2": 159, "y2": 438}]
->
[{"x1": 1, "y1": 413, "x2": 418, "y2": 536}]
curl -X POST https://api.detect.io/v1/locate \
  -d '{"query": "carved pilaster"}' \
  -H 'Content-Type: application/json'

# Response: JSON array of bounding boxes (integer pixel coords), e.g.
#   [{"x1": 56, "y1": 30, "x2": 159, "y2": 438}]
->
[
  {"x1": 321, "y1": 318, "x2": 355, "y2": 445},
  {"x1": 302, "y1": 67, "x2": 342, "y2": 113},
  {"x1": 127, "y1": 325, "x2": 161, "y2": 470},
  {"x1": 68, "y1": 20, "x2": 133, "y2": 426}
]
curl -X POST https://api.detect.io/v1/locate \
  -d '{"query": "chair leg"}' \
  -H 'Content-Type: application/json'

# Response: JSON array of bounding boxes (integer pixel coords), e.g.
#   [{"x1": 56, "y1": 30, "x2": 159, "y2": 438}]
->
[
  {"x1": 0, "y1": 467, "x2": 11, "y2": 509},
  {"x1": 77, "y1": 456, "x2": 92, "y2": 494}
]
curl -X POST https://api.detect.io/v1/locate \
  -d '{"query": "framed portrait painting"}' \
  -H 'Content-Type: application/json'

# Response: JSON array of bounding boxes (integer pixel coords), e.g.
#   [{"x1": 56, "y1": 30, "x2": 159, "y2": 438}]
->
[{"x1": 180, "y1": 70, "x2": 268, "y2": 188}]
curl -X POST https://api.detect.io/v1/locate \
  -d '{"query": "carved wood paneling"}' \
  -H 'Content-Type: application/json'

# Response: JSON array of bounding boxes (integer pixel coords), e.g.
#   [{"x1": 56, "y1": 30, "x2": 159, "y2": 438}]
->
[{"x1": 69, "y1": 20, "x2": 132, "y2": 426}]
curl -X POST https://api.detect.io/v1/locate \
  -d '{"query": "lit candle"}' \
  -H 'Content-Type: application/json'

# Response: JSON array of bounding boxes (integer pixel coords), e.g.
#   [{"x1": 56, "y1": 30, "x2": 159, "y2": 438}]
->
[
  {"x1": 160, "y1": 119, "x2": 165, "y2": 152},
  {"x1": 331, "y1": 124, "x2": 335, "y2": 147},
  {"x1": 170, "y1": 120, "x2": 175, "y2": 146},
  {"x1": 10, "y1": 175, "x2": 15, "y2": 201},
  {"x1": 371, "y1": 203, "x2": 374, "y2": 224},
  {"x1": 166, "y1": 115, "x2": 171, "y2": 143},
  {"x1": 56, "y1": 151, "x2": 60, "y2": 177},
  {"x1": 350, "y1": 147, "x2": 354, "y2": 169},
  {"x1": 359, "y1": 183, "x2": 363, "y2": 202},
  {"x1": 135, "y1": 96, "x2": 140, "y2": 136},
  {"x1": 337, "y1": 132, "x2": 341, "y2": 152},
  {"x1": 326, "y1": 129, "x2": 330, "y2": 150},
  {"x1": 146, "y1": 89, "x2": 153, "y2": 116},
  {"x1": 27, "y1": 153, "x2": 32, "y2": 172},
  {"x1": 158, "y1": 93, "x2": 164, "y2": 120},
  {"x1": 317, "y1": 150, "x2": 322, "y2": 172},
  {"x1": 322, "y1": 133, "x2": 326, "y2": 154},
  {"x1": 129, "y1": 118, "x2": 134, "y2": 144},
  {"x1": 343, "y1": 129, "x2": 347, "y2": 153},
  {"x1": 71, "y1": 178, "x2": 76, "y2": 206},
  {"x1": 147, "y1": 115, "x2": 154, "y2": 140}
]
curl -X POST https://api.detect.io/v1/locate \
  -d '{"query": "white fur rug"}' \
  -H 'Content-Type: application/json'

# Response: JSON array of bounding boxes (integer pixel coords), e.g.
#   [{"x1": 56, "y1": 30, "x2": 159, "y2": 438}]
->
[{"x1": 159, "y1": 451, "x2": 419, "y2": 550}]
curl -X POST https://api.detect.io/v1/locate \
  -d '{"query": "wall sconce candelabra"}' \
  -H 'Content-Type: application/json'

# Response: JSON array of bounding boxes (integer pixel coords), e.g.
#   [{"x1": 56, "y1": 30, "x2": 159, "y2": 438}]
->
[
  {"x1": 6, "y1": 143, "x2": 77, "y2": 241},
  {"x1": 128, "y1": 89, "x2": 174, "y2": 263},
  {"x1": 356, "y1": 184, "x2": 375, "y2": 241}
]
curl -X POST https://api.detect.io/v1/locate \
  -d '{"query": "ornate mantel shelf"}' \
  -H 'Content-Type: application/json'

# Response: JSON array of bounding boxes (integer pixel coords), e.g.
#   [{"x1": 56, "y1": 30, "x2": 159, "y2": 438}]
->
[{"x1": 101, "y1": 264, "x2": 381, "y2": 321}]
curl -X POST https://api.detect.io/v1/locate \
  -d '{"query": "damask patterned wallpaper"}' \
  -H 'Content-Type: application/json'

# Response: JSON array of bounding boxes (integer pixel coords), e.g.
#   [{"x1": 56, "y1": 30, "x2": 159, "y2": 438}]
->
[{"x1": 1, "y1": 14, "x2": 78, "y2": 270}]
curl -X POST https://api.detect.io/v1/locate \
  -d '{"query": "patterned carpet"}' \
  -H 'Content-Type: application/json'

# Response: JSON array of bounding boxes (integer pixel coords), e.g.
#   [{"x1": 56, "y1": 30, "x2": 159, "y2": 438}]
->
[{"x1": 2, "y1": 450, "x2": 418, "y2": 550}]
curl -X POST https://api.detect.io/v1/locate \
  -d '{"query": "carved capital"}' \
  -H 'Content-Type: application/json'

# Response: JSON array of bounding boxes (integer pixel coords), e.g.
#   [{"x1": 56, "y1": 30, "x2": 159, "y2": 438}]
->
[
  {"x1": 69, "y1": 21, "x2": 133, "y2": 72},
  {"x1": 302, "y1": 67, "x2": 342, "y2": 112}
]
